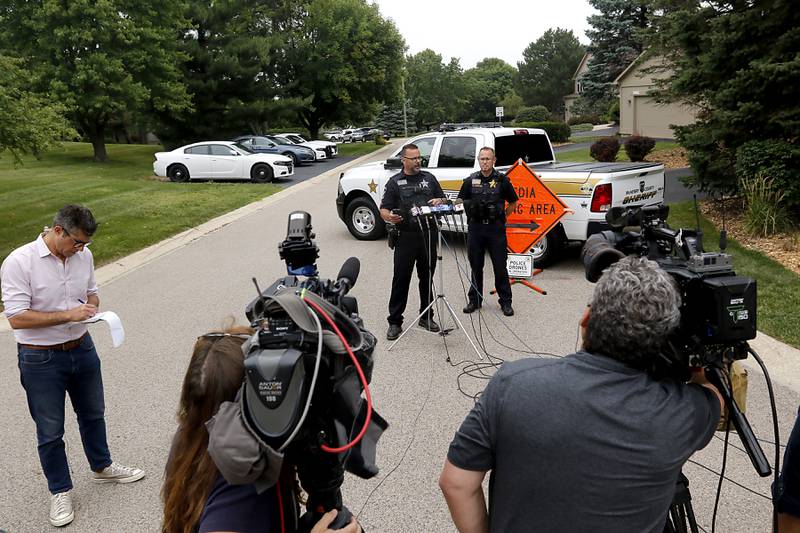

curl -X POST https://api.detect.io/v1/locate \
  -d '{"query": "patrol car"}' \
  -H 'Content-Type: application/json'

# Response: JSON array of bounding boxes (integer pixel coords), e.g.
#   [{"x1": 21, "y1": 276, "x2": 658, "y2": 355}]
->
[{"x1": 336, "y1": 127, "x2": 665, "y2": 265}]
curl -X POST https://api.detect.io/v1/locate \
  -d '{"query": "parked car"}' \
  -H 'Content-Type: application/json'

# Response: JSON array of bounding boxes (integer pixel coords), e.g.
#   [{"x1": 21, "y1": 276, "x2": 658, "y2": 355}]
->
[
  {"x1": 153, "y1": 141, "x2": 293, "y2": 183},
  {"x1": 323, "y1": 130, "x2": 343, "y2": 142},
  {"x1": 277, "y1": 133, "x2": 338, "y2": 159},
  {"x1": 351, "y1": 127, "x2": 374, "y2": 142},
  {"x1": 232, "y1": 135, "x2": 316, "y2": 166},
  {"x1": 369, "y1": 128, "x2": 390, "y2": 140},
  {"x1": 341, "y1": 129, "x2": 355, "y2": 143},
  {"x1": 262, "y1": 135, "x2": 325, "y2": 161}
]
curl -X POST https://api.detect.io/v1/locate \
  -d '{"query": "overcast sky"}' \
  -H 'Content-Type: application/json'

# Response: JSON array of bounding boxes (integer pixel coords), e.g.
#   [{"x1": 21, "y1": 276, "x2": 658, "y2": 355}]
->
[{"x1": 371, "y1": 0, "x2": 597, "y2": 69}]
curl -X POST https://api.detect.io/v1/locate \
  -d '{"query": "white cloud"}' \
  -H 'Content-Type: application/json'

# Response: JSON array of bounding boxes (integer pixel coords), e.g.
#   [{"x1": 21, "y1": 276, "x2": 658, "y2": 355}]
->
[{"x1": 372, "y1": 0, "x2": 597, "y2": 69}]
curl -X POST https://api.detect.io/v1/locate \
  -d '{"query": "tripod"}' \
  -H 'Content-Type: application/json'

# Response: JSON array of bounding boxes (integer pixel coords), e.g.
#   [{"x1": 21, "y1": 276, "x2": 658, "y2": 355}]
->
[
  {"x1": 664, "y1": 473, "x2": 699, "y2": 533},
  {"x1": 388, "y1": 214, "x2": 483, "y2": 359}
]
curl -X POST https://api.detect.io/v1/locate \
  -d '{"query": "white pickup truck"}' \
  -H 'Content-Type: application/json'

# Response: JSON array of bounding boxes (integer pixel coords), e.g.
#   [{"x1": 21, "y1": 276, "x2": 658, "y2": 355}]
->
[{"x1": 335, "y1": 127, "x2": 665, "y2": 264}]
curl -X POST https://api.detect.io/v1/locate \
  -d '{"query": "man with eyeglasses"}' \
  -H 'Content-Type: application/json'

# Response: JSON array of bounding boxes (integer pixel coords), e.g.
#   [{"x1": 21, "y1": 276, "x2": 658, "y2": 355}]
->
[
  {"x1": 380, "y1": 143, "x2": 447, "y2": 340},
  {"x1": 1, "y1": 204, "x2": 144, "y2": 528},
  {"x1": 457, "y1": 147, "x2": 518, "y2": 316}
]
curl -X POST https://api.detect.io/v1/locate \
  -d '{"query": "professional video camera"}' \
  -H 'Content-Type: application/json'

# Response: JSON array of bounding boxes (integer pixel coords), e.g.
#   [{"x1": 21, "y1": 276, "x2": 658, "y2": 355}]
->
[
  {"x1": 241, "y1": 211, "x2": 387, "y2": 531},
  {"x1": 582, "y1": 205, "x2": 757, "y2": 374},
  {"x1": 580, "y1": 205, "x2": 771, "y2": 529}
]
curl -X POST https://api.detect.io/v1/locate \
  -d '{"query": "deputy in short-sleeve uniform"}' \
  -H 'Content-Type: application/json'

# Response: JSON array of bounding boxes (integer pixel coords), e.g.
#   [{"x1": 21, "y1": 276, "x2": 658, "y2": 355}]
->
[
  {"x1": 457, "y1": 146, "x2": 519, "y2": 316},
  {"x1": 380, "y1": 144, "x2": 447, "y2": 341}
]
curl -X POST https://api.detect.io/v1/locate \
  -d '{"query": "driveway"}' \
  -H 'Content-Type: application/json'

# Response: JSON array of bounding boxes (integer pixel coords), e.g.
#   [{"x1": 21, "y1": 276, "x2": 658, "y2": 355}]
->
[{"x1": 0, "y1": 145, "x2": 795, "y2": 532}]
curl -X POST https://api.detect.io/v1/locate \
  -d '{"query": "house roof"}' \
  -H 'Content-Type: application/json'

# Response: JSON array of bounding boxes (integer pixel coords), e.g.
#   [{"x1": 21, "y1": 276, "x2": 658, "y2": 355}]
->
[
  {"x1": 614, "y1": 51, "x2": 649, "y2": 84},
  {"x1": 572, "y1": 52, "x2": 592, "y2": 81}
]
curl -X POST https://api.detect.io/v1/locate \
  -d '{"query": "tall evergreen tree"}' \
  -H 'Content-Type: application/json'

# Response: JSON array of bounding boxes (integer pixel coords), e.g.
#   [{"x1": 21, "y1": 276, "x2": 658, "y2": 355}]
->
[
  {"x1": 581, "y1": 0, "x2": 649, "y2": 103},
  {"x1": 516, "y1": 28, "x2": 586, "y2": 113},
  {"x1": 0, "y1": 0, "x2": 191, "y2": 161},
  {"x1": 155, "y1": 0, "x2": 288, "y2": 147},
  {"x1": 648, "y1": 0, "x2": 800, "y2": 193}
]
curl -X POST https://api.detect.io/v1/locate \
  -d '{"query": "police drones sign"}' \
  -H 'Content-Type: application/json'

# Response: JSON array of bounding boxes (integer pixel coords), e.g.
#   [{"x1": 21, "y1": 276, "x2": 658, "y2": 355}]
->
[{"x1": 505, "y1": 159, "x2": 569, "y2": 255}]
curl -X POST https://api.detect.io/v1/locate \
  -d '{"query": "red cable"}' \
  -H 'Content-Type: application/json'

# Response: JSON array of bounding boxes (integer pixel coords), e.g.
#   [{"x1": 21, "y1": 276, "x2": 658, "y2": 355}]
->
[
  {"x1": 276, "y1": 478, "x2": 285, "y2": 533},
  {"x1": 302, "y1": 296, "x2": 373, "y2": 453}
]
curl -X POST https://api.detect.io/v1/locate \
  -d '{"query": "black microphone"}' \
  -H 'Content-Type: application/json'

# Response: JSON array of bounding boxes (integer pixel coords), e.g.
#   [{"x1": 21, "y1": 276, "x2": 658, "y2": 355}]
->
[{"x1": 335, "y1": 257, "x2": 360, "y2": 295}]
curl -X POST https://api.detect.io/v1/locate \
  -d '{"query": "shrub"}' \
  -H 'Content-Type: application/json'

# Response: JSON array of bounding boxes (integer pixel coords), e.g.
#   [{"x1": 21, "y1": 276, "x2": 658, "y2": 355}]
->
[
  {"x1": 736, "y1": 140, "x2": 800, "y2": 213},
  {"x1": 375, "y1": 135, "x2": 388, "y2": 145},
  {"x1": 590, "y1": 137, "x2": 620, "y2": 162},
  {"x1": 514, "y1": 105, "x2": 550, "y2": 123},
  {"x1": 740, "y1": 176, "x2": 793, "y2": 236},
  {"x1": 623, "y1": 135, "x2": 656, "y2": 162},
  {"x1": 512, "y1": 121, "x2": 571, "y2": 143},
  {"x1": 568, "y1": 114, "x2": 603, "y2": 126},
  {"x1": 607, "y1": 100, "x2": 620, "y2": 125}
]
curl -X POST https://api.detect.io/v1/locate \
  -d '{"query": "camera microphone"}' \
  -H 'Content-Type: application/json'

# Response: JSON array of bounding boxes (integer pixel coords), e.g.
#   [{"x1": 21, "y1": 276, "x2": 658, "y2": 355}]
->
[{"x1": 335, "y1": 257, "x2": 360, "y2": 295}]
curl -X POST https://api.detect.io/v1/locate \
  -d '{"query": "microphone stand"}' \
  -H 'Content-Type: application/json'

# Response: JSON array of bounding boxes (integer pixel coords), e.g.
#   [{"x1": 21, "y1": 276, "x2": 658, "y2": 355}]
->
[{"x1": 388, "y1": 209, "x2": 483, "y2": 360}]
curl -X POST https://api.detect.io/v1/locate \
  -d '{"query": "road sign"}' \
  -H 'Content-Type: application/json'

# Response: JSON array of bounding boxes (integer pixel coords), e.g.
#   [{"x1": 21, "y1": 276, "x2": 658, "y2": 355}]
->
[
  {"x1": 505, "y1": 159, "x2": 569, "y2": 254},
  {"x1": 495, "y1": 106, "x2": 504, "y2": 118},
  {"x1": 507, "y1": 253, "x2": 533, "y2": 278}
]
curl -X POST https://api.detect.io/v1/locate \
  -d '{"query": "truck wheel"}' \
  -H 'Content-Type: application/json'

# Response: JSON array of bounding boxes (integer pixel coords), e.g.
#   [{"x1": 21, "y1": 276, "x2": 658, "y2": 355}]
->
[
  {"x1": 345, "y1": 197, "x2": 385, "y2": 240},
  {"x1": 530, "y1": 233, "x2": 561, "y2": 267}
]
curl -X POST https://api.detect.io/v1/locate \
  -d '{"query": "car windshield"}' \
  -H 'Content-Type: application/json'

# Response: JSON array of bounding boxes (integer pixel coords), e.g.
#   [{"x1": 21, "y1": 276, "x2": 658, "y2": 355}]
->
[
  {"x1": 269, "y1": 136, "x2": 293, "y2": 146},
  {"x1": 232, "y1": 143, "x2": 254, "y2": 154},
  {"x1": 287, "y1": 135, "x2": 305, "y2": 143}
]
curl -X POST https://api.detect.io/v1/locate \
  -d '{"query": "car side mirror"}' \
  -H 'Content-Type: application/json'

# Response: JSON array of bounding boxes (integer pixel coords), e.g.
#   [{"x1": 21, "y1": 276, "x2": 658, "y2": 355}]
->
[
  {"x1": 229, "y1": 150, "x2": 239, "y2": 156},
  {"x1": 384, "y1": 156, "x2": 402, "y2": 169}
]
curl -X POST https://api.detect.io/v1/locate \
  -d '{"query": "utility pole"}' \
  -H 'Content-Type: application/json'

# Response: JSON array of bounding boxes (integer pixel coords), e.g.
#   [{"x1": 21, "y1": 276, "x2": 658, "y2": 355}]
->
[{"x1": 401, "y1": 76, "x2": 408, "y2": 138}]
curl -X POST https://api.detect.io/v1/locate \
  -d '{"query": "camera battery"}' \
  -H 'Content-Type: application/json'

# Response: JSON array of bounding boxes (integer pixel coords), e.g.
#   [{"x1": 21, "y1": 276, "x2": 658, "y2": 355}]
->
[{"x1": 694, "y1": 275, "x2": 757, "y2": 344}]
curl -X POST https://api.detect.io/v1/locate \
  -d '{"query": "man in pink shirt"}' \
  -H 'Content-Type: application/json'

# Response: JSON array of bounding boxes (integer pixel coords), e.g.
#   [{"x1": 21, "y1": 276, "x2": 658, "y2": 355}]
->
[{"x1": 1, "y1": 205, "x2": 144, "y2": 528}]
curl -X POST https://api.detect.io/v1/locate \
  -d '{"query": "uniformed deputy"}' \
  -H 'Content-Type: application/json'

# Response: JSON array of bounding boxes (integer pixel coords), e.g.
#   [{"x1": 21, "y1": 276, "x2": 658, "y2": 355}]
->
[
  {"x1": 380, "y1": 143, "x2": 447, "y2": 341},
  {"x1": 457, "y1": 146, "x2": 519, "y2": 316}
]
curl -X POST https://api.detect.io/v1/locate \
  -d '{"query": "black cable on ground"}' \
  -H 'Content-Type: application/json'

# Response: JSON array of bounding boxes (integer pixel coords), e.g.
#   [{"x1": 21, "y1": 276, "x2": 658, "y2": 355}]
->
[{"x1": 748, "y1": 346, "x2": 781, "y2": 532}]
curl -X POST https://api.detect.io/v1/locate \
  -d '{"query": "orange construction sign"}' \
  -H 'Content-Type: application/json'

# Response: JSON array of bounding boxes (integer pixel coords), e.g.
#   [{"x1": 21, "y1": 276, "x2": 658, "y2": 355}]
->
[{"x1": 505, "y1": 158, "x2": 569, "y2": 254}]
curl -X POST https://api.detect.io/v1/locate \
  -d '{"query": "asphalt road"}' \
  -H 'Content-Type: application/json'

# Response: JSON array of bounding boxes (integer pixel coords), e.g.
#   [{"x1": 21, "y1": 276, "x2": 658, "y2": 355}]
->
[
  {"x1": 282, "y1": 153, "x2": 357, "y2": 186},
  {"x1": 1, "y1": 144, "x2": 797, "y2": 532}
]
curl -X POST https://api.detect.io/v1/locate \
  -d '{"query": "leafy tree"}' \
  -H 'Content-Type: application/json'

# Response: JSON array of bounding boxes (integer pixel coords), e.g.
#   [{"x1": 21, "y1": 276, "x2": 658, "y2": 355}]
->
[
  {"x1": 405, "y1": 50, "x2": 470, "y2": 129},
  {"x1": 277, "y1": 0, "x2": 405, "y2": 139},
  {"x1": 0, "y1": 56, "x2": 76, "y2": 163},
  {"x1": 499, "y1": 91, "x2": 524, "y2": 121},
  {"x1": 155, "y1": 0, "x2": 290, "y2": 147},
  {"x1": 582, "y1": 0, "x2": 649, "y2": 103},
  {"x1": 463, "y1": 58, "x2": 516, "y2": 122},
  {"x1": 648, "y1": 0, "x2": 800, "y2": 194},
  {"x1": 0, "y1": 0, "x2": 191, "y2": 161},
  {"x1": 516, "y1": 28, "x2": 585, "y2": 113}
]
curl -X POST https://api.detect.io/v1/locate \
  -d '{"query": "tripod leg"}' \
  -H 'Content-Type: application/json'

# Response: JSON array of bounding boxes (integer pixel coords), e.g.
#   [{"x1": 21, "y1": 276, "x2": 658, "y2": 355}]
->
[
  {"x1": 387, "y1": 298, "x2": 439, "y2": 351},
  {"x1": 441, "y1": 296, "x2": 483, "y2": 360}
]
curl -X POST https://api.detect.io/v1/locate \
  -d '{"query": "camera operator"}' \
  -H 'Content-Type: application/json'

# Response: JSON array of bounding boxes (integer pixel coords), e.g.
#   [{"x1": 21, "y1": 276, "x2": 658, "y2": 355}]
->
[
  {"x1": 439, "y1": 256, "x2": 723, "y2": 533},
  {"x1": 380, "y1": 143, "x2": 447, "y2": 341},
  {"x1": 457, "y1": 147, "x2": 518, "y2": 316},
  {"x1": 161, "y1": 327, "x2": 360, "y2": 533}
]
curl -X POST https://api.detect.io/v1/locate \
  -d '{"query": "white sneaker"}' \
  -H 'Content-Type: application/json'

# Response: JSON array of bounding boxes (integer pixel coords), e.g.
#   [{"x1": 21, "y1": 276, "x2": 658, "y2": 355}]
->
[
  {"x1": 92, "y1": 462, "x2": 145, "y2": 484},
  {"x1": 50, "y1": 490, "x2": 74, "y2": 527}
]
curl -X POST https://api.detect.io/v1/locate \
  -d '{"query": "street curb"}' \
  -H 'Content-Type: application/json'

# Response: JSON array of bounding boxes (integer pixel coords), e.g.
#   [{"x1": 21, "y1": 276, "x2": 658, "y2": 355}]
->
[{"x1": 0, "y1": 142, "x2": 399, "y2": 333}]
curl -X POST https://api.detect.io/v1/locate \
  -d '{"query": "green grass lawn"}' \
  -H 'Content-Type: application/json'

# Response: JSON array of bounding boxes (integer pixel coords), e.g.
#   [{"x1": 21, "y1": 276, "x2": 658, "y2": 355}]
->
[
  {"x1": 1, "y1": 142, "x2": 281, "y2": 267},
  {"x1": 336, "y1": 141, "x2": 387, "y2": 157},
  {"x1": 668, "y1": 202, "x2": 800, "y2": 348},
  {"x1": 557, "y1": 141, "x2": 679, "y2": 162}
]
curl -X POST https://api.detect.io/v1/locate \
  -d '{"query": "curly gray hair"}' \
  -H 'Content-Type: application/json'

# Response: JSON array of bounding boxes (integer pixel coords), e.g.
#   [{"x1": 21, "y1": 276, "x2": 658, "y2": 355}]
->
[{"x1": 584, "y1": 256, "x2": 681, "y2": 368}]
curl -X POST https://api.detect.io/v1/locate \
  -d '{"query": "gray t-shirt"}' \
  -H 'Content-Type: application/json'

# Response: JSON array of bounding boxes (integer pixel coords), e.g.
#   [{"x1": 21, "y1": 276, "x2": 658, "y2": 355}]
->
[{"x1": 447, "y1": 352, "x2": 720, "y2": 533}]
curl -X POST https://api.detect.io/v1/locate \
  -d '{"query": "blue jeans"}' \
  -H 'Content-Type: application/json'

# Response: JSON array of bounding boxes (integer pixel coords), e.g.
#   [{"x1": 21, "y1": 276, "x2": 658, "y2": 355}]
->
[{"x1": 17, "y1": 333, "x2": 112, "y2": 494}]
